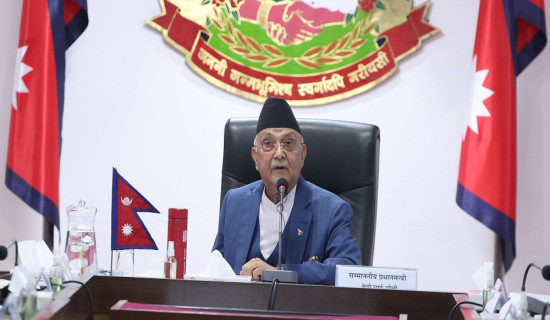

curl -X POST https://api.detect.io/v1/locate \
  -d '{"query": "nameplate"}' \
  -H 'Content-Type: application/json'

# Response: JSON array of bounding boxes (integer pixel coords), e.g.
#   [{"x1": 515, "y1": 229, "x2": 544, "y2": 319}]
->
[{"x1": 335, "y1": 265, "x2": 417, "y2": 291}]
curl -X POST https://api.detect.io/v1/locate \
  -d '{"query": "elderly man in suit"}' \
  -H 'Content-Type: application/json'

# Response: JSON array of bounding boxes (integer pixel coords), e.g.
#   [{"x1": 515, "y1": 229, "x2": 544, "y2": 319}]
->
[{"x1": 212, "y1": 97, "x2": 361, "y2": 285}]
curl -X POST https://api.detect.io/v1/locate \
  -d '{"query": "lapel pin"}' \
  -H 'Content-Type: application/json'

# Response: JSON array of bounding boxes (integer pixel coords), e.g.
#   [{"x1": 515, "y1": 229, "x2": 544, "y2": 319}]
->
[{"x1": 297, "y1": 228, "x2": 303, "y2": 236}]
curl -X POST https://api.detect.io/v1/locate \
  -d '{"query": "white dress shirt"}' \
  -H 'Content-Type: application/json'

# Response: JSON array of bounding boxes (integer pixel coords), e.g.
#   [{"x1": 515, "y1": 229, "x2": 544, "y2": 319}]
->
[{"x1": 258, "y1": 185, "x2": 297, "y2": 259}]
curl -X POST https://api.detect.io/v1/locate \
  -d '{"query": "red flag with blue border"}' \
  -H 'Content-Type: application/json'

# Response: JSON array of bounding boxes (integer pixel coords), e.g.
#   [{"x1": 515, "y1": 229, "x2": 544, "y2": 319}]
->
[
  {"x1": 111, "y1": 168, "x2": 159, "y2": 250},
  {"x1": 457, "y1": 0, "x2": 546, "y2": 272},
  {"x1": 5, "y1": 0, "x2": 88, "y2": 228}
]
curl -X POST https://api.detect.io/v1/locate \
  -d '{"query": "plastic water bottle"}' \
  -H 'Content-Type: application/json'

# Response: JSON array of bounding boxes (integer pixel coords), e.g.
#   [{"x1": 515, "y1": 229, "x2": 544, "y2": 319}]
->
[{"x1": 164, "y1": 241, "x2": 177, "y2": 279}]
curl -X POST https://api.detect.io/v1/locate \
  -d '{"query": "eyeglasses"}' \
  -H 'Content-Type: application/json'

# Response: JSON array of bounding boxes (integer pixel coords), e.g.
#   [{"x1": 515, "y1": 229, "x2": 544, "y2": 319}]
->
[{"x1": 255, "y1": 140, "x2": 304, "y2": 153}]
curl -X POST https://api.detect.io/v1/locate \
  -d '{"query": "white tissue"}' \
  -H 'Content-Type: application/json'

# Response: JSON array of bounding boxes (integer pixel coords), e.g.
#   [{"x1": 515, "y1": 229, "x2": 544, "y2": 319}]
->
[
  {"x1": 200, "y1": 250, "x2": 238, "y2": 277},
  {"x1": 183, "y1": 250, "x2": 251, "y2": 282},
  {"x1": 8, "y1": 265, "x2": 34, "y2": 294},
  {"x1": 473, "y1": 261, "x2": 494, "y2": 290},
  {"x1": 18, "y1": 240, "x2": 53, "y2": 272},
  {"x1": 18, "y1": 241, "x2": 38, "y2": 270},
  {"x1": 35, "y1": 241, "x2": 54, "y2": 269}
]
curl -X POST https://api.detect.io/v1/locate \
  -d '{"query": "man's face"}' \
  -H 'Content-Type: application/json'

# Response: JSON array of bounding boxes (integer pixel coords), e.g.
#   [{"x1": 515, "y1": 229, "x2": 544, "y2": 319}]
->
[{"x1": 251, "y1": 128, "x2": 307, "y2": 198}]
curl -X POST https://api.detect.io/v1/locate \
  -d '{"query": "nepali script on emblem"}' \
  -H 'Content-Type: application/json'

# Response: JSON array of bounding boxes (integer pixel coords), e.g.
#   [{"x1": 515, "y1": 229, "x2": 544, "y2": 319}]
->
[{"x1": 147, "y1": 0, "x2": 439, "y2": 106}]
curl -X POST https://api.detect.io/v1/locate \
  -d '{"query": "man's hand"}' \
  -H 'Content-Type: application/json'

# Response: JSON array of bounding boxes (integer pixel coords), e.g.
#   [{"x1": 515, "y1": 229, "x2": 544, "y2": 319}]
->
[
  {"x1": 265, "y1": 1, "x2": 346, "y2": 46},
  {"x1": 240, "y1": 258, "x2": 276, "y2": 280}
]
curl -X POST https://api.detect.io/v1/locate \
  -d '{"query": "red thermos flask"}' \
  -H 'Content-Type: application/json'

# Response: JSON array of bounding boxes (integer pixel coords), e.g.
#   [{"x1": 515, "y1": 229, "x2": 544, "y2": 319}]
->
[{"x1": 167, "y1": 208, "x2": 188, "y2": 279}]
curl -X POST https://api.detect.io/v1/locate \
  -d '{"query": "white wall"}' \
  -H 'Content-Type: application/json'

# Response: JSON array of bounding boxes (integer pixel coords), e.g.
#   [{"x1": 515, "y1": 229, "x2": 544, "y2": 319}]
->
[{"x1": 1, "y1": 0, "x2": 550, "y2": 294}]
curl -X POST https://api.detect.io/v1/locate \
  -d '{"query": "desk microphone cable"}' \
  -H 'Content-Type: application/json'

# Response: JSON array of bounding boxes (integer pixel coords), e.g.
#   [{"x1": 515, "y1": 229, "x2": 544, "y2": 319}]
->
[
  {"x1": 542, "y1": 302, "x2": 549, "y2": 320},
  {"x1": 63, "y1": 280, "x2": 94, "y2": 319},
  {"x1": 267, "y1": 279, "x2": 280, "y2": 310},
  {"x1": 448, "y1": 301, "x2": 482, "y2": 320}
]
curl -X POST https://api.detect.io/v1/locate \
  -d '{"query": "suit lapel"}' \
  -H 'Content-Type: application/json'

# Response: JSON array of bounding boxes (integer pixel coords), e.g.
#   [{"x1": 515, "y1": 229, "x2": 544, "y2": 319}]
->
[
  {"x1": 284, "y1": 177, "x2": 312, "y2": 264},
  {"x1": 231, "y1": 182, "x2": 263, "y2": 269}
]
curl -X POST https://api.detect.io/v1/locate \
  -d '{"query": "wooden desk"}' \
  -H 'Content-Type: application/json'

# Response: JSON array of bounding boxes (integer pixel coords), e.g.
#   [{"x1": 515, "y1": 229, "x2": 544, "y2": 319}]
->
[{"x1": 35, "y1": 276, "x2": 479, "y2": 320}]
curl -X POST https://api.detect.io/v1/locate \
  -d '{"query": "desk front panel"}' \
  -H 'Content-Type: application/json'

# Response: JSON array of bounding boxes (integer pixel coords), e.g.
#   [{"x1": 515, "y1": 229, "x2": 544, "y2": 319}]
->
[{"x1": 40, "y1": 276, "x2": 471, "y2": 320}]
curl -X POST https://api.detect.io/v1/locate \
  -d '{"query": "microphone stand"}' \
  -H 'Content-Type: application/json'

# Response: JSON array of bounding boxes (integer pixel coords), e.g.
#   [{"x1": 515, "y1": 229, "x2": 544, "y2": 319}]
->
[
  {"x1": 276, "y1": 198, "x2": 283, "y2": 270},
  {"x1": 521, "y1": 262, "x2": 540, "y2": 291},
  {"x1": 521, "y1": 262, "x2": 550, "y2": 315},
  {"x1": 261, "y1": 189, "x2": 297, "y2": 283}
]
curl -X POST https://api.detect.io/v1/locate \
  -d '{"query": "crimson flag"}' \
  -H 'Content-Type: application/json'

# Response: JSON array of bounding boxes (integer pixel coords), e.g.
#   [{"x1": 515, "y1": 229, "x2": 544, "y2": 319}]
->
[
  {"x1": 457, "y1": 0, "x2": 546, "y2": 271},
  {"x1": 111, "y1": 168, "x2": 159, "y2": 250},
  {"x1": 5, "y1": 0, "x2": 88, "y2": 228}
]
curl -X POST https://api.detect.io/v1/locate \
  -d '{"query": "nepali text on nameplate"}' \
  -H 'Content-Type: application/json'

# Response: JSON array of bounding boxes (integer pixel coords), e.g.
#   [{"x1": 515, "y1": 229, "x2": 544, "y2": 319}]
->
[{"x1": 335, "y1": 265, "x2": 417, "y2": 291}]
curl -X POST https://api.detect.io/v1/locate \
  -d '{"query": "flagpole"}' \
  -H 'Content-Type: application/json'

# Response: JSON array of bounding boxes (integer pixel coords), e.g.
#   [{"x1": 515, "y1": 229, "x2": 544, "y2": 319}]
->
[
  {"x1": 64, "y1": 231, "x2": 69, "y2": 254},
  {"x1": 110, "y1": 250, "x2": 113, "y2": 276},
  {"x1": 43, "y1": 219, "x2": 54, "y2": 250}
]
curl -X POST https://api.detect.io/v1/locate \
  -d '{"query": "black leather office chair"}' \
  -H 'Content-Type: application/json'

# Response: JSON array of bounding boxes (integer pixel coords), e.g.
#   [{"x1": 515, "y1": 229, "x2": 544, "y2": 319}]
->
[{"x1": 220, "y1": 118, "x2": 380, "y2": 266}]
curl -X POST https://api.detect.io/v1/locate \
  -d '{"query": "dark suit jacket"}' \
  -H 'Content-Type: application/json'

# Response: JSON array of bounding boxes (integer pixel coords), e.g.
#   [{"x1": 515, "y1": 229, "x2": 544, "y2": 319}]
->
[{"x1": 212, "y1": 176, "x2": 361, "y2": 285}]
